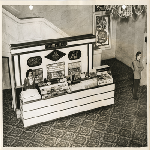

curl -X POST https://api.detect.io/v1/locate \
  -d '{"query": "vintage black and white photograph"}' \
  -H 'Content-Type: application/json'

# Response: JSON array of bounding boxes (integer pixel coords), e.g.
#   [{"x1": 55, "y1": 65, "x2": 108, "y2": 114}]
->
[{"x1": 1, "y1": 1, "x2": 149, "y2": 148}]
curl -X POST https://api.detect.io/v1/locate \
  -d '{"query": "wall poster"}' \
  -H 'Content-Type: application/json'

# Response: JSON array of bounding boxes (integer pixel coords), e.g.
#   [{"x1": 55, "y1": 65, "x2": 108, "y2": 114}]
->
[
  {"x1": 93, "y1": 14, "x2": 111, "y2": 49},
  {"x1": 47, "y1": 62, "x2": 65, "y2": 81}
]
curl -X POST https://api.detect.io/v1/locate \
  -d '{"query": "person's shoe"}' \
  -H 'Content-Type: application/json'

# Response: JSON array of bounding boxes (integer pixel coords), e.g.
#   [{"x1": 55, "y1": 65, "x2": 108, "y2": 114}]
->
[{"x1": 133, "y1": 97, "x2": 138, "y2": 100}]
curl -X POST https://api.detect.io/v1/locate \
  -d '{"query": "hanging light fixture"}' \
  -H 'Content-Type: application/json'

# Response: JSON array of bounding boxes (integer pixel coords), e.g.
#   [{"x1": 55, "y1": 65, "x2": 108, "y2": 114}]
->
[
  {"x1": 133, "y1": 5, "x2": 145, "y2": 15},
  {"x1": 29, "y1": 5, "x2": 33, "y2": 10},
  {"x1": 117, "y1": 5, "x2": 132, "y2": 18},
  {"x1": 96, "y1": 5, "x2": 147, "y2": 19},
  {"x1": 122, "y1": 5, "x2": 126, "y2": 9}
]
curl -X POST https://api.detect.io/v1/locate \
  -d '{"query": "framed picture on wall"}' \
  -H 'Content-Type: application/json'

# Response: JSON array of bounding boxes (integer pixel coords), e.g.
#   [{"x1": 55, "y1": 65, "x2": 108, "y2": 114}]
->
[{"x1": 93, "y1": 14, "x2": 111, "y2": 50}]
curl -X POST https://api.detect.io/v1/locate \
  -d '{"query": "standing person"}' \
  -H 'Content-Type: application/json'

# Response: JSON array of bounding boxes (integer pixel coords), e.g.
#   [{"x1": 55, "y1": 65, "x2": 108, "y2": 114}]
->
[
  {"x1": 132, "y1": 51, "x2": 144, "y2": 100},
  {"x1": 24, "y1": 69, "x2": 35, "y2": 91}
]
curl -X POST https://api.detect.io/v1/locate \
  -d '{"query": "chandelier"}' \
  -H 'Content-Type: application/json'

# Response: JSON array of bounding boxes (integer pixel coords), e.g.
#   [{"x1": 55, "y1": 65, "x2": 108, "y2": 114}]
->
[{"x1": 95, "y1": 5, "x2": 147, "y2": 19}]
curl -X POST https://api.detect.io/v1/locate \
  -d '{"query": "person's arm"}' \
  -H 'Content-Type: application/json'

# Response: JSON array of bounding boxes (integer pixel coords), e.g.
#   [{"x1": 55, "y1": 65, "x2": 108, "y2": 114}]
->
[
  {"x1": 140, "y1": 61, "x2": 144, "y2": 71},
  {"x1": 132, "y1": 62, "x2": 134, "y2": 71}
]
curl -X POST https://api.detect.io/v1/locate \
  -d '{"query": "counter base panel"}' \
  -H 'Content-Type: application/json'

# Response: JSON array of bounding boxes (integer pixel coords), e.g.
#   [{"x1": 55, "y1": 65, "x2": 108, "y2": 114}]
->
[{"x1": 20, "y1": 84, "x2": 115, "y2": 127}]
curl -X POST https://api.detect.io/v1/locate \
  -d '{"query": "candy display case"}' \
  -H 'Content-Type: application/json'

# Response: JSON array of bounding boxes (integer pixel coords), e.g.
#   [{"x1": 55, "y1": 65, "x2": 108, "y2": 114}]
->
[
  {"x1": 39, "y1": 81, "x2": 69, "y2": 99},
  {"x1": 19, "y1": 69, "x2": 114, "y2": 127},
  {"x1": 97, "y1": 71, "x2": 113, "y2": 86},
  {"x1": 69, "y1": 77, "x2": 97, "y2": 92},
  {"x1": 10, "y1": 34, "x2": 115, "y2": 127},
  {"x1": 94, "y1": 65, "x2": 113, "y2": 85}
]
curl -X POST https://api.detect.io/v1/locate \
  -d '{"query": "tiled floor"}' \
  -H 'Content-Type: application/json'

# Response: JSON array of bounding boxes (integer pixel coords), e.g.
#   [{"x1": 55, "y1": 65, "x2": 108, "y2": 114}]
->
[{"x1": 3, "y1": 58, "x2": 147, "y2": 147}]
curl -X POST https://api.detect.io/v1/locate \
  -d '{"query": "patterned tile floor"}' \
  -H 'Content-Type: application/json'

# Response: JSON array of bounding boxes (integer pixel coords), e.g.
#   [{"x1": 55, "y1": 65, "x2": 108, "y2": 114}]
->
[{"x1": 3, "y1": 58, "x2": 147, "y2": 147}]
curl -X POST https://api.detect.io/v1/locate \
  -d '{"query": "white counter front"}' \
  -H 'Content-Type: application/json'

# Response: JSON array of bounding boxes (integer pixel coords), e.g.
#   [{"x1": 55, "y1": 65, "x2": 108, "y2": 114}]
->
[{"x1": 20, "y1": 83, "x2": 115, "y2": 127}]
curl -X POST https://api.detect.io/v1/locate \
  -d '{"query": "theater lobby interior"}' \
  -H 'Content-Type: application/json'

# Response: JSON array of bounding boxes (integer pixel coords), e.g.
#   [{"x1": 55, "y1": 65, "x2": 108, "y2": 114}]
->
[{"x1": 2, "y1": 4, "x2": 148, "y2": 147}]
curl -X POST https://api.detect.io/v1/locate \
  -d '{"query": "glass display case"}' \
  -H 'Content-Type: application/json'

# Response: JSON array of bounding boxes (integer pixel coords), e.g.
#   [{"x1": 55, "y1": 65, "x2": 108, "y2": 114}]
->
[{"x1": 37, "y1": 65, "x2": 113, "y2": 100}]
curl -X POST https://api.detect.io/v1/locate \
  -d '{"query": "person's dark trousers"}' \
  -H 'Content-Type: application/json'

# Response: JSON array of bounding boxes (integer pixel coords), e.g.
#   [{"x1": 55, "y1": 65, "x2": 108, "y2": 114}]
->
[{"x1": 133, "y1": 79, "x2": 140, "y2": 99}]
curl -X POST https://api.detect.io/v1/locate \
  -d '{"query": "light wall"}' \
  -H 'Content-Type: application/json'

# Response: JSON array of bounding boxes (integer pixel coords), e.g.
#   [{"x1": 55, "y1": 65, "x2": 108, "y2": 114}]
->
[
  {"x1": 101, "y1": 19, "x2": 116, "y2": 60},
  {"x1": 8, "y1": 5, "x2": 93, "y2": 37},
  {"x1": 115, "y1": 15, "x2": 146, "y2": 68},
  {"x1": 115, "y1": 15, "x2": 147, "y2": 85}
]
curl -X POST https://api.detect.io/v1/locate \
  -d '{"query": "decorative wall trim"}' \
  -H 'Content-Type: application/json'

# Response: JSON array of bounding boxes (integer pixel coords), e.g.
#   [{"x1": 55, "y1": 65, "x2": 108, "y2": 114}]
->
[
  {"x1": 88, "y1": 44, "x2": 93, "y2": 71},
  {"x1": 18, "y1": 55, "x2": 22, "y2": 86},
  {"x1": 45, "y1": 50, "x2": 66, "y2": 61},
  {"x1": 27, "y1": 56, "x2": 42, "y2": 67},
  {"x1": 14, "y1": 55, "x2": 21, "y2": 87},
  {"x1": 12, "y1": 55, "x2": 16, "y2": 87},
  {"x1": 87, "y1": 44, "x2": 89, "y2": 73},
  {"x1": 68, "y1": 50, "x2": 81, "y2": 60}
]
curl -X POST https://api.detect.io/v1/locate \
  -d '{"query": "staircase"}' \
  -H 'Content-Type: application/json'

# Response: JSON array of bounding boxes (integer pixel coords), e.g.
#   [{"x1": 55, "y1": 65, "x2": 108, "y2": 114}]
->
[{"x1": 2, "y1": 7, "x2": 69, "y2": 56}]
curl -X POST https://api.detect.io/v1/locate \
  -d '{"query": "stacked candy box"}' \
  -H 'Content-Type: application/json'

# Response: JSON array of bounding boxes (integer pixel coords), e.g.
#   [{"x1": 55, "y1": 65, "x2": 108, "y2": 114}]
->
[
  {"x1": 40, "y1": 86, "x2": 51, "y2": 99},
  {"x1": 97, "y1": 72, "x2": 113, "y2": 86},
  {"x1": 80, "y1": 72, "x2": 86, "y2": 79},
  {"x1": 69, "y1": 77, "x2": 97, "y2": 92},
  {"x1": 20, "y1": 89, "x2": 41, "y2": 103},
  {"x1": 40, "y1": 82, "x2": 69, "y2": 99},
  {"x1": 38, "y1": 81, "x2": 50, "y2": 87},
  {"x1": 80, "y1": 72, "x2": 89, "y2": 80},
  {"x1": 89, "y1": 68, "x2": 97, "y2": 78},
  {"x1": 82, "y1": 77, "x2": 98, "y2": 89},
  {"x1": 89, "y1": 72, "x2": 97, "y2": 78}
]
